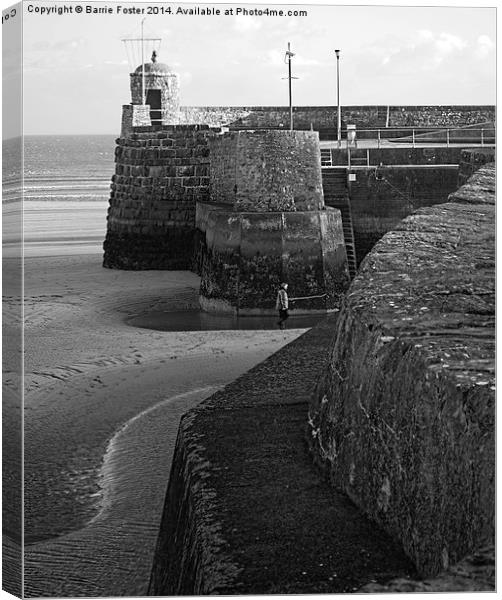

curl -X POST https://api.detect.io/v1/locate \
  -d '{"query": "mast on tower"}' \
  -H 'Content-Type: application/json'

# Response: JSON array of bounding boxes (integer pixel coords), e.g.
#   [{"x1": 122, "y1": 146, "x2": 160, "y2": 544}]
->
[
  {"x1": 121, "y1": 21, "x2": 162, "y2": 106},
  {"x1": 120, "y1": 22, "x2": 180, "y2": 133}
]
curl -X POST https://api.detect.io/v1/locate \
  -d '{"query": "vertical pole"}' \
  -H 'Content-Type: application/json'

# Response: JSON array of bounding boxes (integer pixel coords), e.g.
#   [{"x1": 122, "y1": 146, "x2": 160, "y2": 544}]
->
[
  {"x1": 412, "y1": 128, "x2": 416, "y2": 148},
  {"x1": 337, "y1": 53, "x2": 341, "y2": 148},
  {"x1": 481, "y1": 128, "x2": 484, "y2": 146},
  {"x1": 141, "y1": 18, "x2": 146, "y2": 105},
  {"x1": 378, "y1": 128, "x2": 381, "y2": 149},
  {"x1": 288, "y1": 42, "x2": 293, "y2": 131},
  {"x1": 446, "y1": 129, "x2": 450, "y2": 147}
]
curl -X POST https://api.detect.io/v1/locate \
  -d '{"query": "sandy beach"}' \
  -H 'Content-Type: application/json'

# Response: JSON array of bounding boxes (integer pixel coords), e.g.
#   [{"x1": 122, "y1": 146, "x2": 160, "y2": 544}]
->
[{"x1": 4, "y1": 201, "x2": 305, "y2": 596}]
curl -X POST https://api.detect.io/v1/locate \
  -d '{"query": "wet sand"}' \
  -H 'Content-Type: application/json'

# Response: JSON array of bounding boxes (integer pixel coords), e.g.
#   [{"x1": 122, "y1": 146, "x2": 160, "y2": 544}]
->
[{"x1": 5, "y1": 207, "x2": 305, "y2": 596}]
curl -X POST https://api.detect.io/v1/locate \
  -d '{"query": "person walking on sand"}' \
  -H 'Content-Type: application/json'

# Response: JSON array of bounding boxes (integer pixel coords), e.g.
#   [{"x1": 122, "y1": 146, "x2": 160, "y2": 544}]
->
[{"x1": 276, "y1": 282, "x2": 289, "y2": 330}]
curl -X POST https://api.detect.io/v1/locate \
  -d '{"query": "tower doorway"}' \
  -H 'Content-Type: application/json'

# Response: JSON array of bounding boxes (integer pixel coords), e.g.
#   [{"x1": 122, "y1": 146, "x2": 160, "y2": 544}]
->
[{"x1": 146, "y1": 89, "x2": 162, "y2": 125}]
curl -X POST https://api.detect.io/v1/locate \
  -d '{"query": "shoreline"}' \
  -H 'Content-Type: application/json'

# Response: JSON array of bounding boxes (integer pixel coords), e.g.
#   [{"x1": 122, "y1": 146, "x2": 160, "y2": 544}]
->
[{"x1": 11, "y1": 249, "x2": 305, "y2": 596}]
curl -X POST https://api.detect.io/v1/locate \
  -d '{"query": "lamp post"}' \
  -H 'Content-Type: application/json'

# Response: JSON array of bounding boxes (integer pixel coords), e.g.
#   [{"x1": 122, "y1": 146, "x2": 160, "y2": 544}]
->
[
  {"x1": 284, "y1": 42, "x2": 297, "y2": 131},
  {"x1": 335, "y1": 49, "x2": 341, "y2": 147}
]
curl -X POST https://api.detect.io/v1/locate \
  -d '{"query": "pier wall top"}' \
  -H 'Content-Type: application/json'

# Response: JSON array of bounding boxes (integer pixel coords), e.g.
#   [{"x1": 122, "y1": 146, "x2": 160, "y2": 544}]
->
[{"x1": 175, "y1": 104, "x2": 495, "y2": 130}]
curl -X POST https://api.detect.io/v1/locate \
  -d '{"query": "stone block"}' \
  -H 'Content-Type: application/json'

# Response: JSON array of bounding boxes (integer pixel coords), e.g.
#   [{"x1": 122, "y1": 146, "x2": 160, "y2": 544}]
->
[{"x1": 177, "y1": 165, "x2": 195, "y2": 177}]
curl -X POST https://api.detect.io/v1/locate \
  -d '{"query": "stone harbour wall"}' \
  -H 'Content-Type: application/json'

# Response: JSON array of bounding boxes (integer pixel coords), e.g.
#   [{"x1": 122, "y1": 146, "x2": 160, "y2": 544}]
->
[
  {"x1": 388, "y1": 105, "x2": 494, "y2": 127},
  {"x1": 196, "y1": 205, "x2": 349, "y2": 313},
  {"x1": 209, "y1": 130, "x2": 324, "y2": 212},
  {"x1": 328, "y1": 146, "x2": 466, "y2": 166},
  {"x1": 121, "y1": 104, "x2": 152, "y2": 135},
  {"x1": 176, "y1": 104, "x2": 494, "y2": 131},
  {"x1": 197, "y1": 129, "x2": 349, "y2": 313},
  {"x1": 347, "y1": 166, "x2": 460, "y2": 264},
  {"x1": 457, "y1": 148, "x2": 496, "y2": 186},
  {"x1": 205, "y1": 133, "x2": 238, "y2": 207},
  {"x1": 340, "y1": 105, "x2": 494, "y2": 129},
  {"x1": 178, "y1": 105, "x2": 335, "y2": 129},
  {"x1": 103, "y1": 125, "x2": 218, "y2": 270},
  {"x1": 307, "y1": 164, "x2": 495, "y2": 577}
]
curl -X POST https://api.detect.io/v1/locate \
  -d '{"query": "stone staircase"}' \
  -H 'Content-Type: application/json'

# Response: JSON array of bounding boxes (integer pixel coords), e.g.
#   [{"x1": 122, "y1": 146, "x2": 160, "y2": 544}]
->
[{"x1": 322, "y1": 168, "x2": 357, "y2": 278}]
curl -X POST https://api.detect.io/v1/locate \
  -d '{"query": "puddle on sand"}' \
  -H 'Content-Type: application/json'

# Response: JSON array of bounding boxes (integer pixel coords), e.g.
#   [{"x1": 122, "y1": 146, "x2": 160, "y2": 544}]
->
[{"x1": 127, "y1": 309, "x2": 327, "y2": 331}]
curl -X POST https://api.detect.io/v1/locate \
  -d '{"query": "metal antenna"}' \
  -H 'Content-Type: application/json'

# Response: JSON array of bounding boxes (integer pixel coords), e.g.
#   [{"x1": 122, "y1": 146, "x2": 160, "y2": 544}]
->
[
  {"x1": 141, "y1": 18, "x2": 146, "y2": 104},
  {"x1": 121, "y1": 20, "x2": 161, "y2": 105},
  {"x1": 283, "y1": 42, "x2": 299, "y2": 131}
]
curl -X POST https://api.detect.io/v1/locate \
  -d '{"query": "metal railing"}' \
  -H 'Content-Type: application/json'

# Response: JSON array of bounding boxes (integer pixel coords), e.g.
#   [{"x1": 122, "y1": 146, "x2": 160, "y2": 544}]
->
[
  {"x1": 328, "y1": 126, "x2": 495, "y2": 149},
  {"x1": 138, "y1": 118, "x2": 496, "y2": 149}
]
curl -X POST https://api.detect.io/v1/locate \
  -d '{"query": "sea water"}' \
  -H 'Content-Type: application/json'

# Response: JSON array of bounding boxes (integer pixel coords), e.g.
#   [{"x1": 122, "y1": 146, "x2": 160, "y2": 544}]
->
[{"x1": 3, "y1": 135, "x2": 115, "y2": 256}]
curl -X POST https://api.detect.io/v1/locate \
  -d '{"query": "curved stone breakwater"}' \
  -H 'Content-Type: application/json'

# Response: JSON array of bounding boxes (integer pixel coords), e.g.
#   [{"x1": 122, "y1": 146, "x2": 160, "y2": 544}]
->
[
  {"x1": 149, "y1": 319, "x2": 417, "y2": 595},
  {"x1": 149, "y1": 163, "x2": 494, "y2": 594},
  {"x1": 308, "y1": 163, "x2": 495, "y2": 580}
]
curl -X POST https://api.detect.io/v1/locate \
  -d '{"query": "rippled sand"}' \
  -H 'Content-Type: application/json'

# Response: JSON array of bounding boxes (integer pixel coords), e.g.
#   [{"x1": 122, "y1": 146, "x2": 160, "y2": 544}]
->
[{"x1": 5, "y1": 235, "x2": 303, "y2": 596}]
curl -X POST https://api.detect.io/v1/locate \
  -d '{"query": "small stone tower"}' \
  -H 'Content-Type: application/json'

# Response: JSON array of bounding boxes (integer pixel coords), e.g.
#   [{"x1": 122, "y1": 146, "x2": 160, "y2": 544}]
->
[
  {"x1": 121, "y1": 51, "x2": 180, "y2": 135},
  {"x1": 103, "y1": 50, "x2": 218, "y2": 271}
]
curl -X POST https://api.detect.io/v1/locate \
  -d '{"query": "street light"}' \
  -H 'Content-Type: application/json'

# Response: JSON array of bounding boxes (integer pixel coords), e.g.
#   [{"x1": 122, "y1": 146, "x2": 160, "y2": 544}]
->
[
  {"x1": 284, "y1": 42, "x2": 298, "y2": 131},
  {"x1": 335, "y1": 49, "x2": 341, "y2": 147}
]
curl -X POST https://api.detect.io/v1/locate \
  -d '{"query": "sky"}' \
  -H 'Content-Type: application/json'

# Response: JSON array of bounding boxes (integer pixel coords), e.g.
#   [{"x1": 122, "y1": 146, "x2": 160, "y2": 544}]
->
[{"x1": 1, "y1": 0, "x2": 498, "y2": 135}]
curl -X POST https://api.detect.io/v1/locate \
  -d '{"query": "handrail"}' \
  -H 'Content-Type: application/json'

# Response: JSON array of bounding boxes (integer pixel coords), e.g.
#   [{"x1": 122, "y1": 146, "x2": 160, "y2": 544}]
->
[
  {"x1": 330, "y1": 127, "x2": 495, "y2": 149},
  {"x1": 142, "y1": 121, "x2": 495, "y2": 148}
]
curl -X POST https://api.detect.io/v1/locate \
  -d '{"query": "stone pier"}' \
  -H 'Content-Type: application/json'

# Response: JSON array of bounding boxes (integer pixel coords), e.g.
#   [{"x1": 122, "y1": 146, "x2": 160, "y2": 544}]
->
[
  {"x1": 196, "y1": 130, "x2": 350, "y2": 314},
  {"x1": 103, "y1": 125, "x2": 217, "y2": 270}
]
